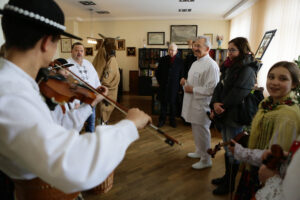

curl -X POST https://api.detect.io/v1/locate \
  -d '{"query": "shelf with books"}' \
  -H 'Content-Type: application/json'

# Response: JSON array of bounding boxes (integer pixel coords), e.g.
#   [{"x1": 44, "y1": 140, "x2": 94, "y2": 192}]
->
[{"x1": 209, "y1": 49, "x2": 228, "y2": 66}]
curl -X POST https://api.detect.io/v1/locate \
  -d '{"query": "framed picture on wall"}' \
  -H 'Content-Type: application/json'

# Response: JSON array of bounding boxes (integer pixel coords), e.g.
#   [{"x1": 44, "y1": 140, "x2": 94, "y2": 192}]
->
[
  {"x1": 204, "y1": 33, "x2": 213, "y2": 45},
  {"x1": 170, "y1": 25, "x2": 197, "y2": 45},
  {"x1": 254, "y1": 29, "x2": 277, "y2": 60},
  {"x1": 116, "y1": 39, "x2": 125, "y2": 50},
  {"x1": 85, "y1": 47, "x2": 93, "y2": 56},
  {"x1": 126, "y1": 47, "x2": 136, "y2": 56},
  {"x1": 61, "y1": 38, "x2": 72, "y2": 53},
  {"x1": 147, "y1": 32, "x2": 165, "y2": 45}
]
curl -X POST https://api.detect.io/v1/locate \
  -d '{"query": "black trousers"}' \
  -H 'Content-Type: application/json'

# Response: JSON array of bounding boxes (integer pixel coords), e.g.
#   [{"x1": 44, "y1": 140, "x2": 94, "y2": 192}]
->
[{"x1": 159, "y1": 99, "x2": 176, "y2": 122}]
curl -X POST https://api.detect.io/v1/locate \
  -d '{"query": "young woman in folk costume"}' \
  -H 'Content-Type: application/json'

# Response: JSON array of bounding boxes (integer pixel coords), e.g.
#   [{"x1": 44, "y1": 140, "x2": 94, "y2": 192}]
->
[
  {"x1": 93, "y1": 35, "x2": 120, "y2": 124},
  {"x1": 229, "y1": 61, "x2": 300, "y2": 200},
  {"x1": 209, "y1": 37, "x2": 260, "y2": 195}
]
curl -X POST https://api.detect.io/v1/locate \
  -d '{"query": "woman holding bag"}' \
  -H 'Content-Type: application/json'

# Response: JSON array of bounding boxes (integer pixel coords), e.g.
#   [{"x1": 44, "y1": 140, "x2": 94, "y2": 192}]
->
[{"x1": 209, "y1": 37, "x2": 260, "y2": 195}]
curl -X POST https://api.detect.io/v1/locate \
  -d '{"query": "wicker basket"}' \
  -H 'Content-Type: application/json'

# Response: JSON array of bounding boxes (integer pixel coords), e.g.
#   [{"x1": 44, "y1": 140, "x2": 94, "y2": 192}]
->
[
  {"x1": 13, "y1": 178, "x2": 80, "y2": 200},
  {"x1": 90, "y1": 172, "x2": 114, "y2": 194}
]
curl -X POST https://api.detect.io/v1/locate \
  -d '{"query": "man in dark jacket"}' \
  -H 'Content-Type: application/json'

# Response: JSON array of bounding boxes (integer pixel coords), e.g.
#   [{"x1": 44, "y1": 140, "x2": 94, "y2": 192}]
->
[{"x1": 155, "y1": 43, "x2": 183, "y2": 128}]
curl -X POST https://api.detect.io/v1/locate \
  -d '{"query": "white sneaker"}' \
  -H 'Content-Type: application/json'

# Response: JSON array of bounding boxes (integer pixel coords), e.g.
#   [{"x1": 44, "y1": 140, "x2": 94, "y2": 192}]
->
[
  {"x1": 187, "y1": 152, "x2": 201, "y2": 159},
  {"x1": 192, "y1": 159, "x2": 212, "y2": 170}
]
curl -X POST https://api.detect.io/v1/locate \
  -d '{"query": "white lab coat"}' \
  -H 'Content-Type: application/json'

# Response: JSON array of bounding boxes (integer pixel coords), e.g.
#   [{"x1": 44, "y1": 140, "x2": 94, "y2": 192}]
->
[
  {"x1": 181, "y1": 54, "x2": 220, "y2": 125},
  {"x1": 0, "y1": 58, "x2": 139, "y2": 193}
]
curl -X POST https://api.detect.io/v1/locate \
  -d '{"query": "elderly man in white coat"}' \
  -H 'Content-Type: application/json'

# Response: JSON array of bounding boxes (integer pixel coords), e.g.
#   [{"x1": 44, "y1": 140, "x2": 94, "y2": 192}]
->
[{"x1": 181, "y1": 36, "x2": 220, "y2": 169}]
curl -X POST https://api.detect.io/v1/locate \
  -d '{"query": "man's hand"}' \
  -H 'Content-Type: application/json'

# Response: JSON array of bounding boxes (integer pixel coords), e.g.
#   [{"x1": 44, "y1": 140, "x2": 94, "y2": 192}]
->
[
  {"x1": 126, "y1": 108, "x2": 152, "y2": 129},
  {"x1": 97, "y1": 85, "x2": 108, "y2": 96},
  {"x1": 184, "y1": 85, "x2": 193, "y2": 93},
  {"x1": 90, "y1": 86, "x2": 108, "y2": 107},
  {"x1": 213, "y1": 102, "x2": 225, "y2": 114},
  {"x1": 180, "y1": 78, "x2": 186, "y2": 86}
]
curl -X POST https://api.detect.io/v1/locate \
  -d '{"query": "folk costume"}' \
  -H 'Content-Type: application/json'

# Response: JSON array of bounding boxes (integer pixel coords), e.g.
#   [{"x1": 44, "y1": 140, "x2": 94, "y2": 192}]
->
[
  {"x1": 234, "y1": 92, "x2": 300, "y2": 200},
  {"x1": 93, "y1": 39, "x2": 120, "y2": 123},
  {"x1": 68, "y1": 58, "x2": 101, "y2": 132},
  {"x1": 0, "y1": 1, "x2": 139, "y2": 199}
]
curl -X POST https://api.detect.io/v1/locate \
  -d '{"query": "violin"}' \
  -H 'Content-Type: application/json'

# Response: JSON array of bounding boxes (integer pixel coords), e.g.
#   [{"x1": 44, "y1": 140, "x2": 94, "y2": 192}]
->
[
  {"x1": 38, "y1": 61, "x2": 181, "y2": 147},
  {"x1": 207, "y1": 131, "x2": 249, "y2": 158},
  {"x1": 262, "y1": 144, "x2": 286, "y2": 171},
  {"x1": 39, "y1": 75, "x2": 97, "y2": 105},
  {"x1": 37, "y1": 66, "x2": 97, "y2": 106}
]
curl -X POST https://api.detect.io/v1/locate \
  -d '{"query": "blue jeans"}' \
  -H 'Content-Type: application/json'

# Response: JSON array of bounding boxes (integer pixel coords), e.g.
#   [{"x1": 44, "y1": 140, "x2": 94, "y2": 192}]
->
[
  {"x1": 220, "y1": 125, "x2": 243, "y2": 164},
  {"x1": 85, "y1": 107, "x2": 95, "y2": 133}
]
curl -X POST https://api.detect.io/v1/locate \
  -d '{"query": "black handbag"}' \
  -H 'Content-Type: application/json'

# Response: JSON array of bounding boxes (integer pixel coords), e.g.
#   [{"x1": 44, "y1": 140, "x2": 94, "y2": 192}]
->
[{"x1": 237, "y1": 87, "x2": 264, "y2": 125}]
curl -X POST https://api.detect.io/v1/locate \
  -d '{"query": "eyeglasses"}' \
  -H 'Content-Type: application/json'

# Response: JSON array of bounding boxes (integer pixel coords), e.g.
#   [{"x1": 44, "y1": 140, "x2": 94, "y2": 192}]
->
[{"x1": 227, "y1": 48, "x2": 239, "y2": 52}]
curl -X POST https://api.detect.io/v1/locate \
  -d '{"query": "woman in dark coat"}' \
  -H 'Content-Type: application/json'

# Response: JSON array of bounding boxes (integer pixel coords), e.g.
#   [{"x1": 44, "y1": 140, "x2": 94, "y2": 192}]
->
[
  {"x1": 155, "y1": 43, "x2": 183, "y2": 128},
  {"x1": 209, "y1": 37, "x2": 260, "y2": 195}
]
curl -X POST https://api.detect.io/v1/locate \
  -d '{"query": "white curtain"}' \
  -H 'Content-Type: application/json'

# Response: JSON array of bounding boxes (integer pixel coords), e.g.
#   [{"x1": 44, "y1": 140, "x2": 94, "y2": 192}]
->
[{"x1": 230, "y1": 0, "x2": 300, "y2": 94}]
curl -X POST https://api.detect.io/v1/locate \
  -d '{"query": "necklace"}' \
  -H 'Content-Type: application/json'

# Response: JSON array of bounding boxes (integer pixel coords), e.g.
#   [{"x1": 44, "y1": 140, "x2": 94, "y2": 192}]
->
[
  {"x1": 261, "y1": 96, "x2": 296, "y2": 113},
  {"x1": 75, "y1": 63, "x2": 88, "y2": 81}
]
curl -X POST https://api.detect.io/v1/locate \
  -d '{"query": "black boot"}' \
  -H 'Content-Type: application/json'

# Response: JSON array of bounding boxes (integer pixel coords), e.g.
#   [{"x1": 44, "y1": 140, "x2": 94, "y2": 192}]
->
[
  {"x1": 211, "y1": 154, "x2": 229, "y2": 185},
  {"x1": 213, "y1": 163, "x2": 239, "y2": 195}
]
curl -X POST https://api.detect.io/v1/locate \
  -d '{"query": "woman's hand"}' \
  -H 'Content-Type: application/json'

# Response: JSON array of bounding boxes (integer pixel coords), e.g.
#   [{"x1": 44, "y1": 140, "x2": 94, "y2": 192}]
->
[
  {"x1": 213, "y1": 102, "x2": 225, "y2": 114},
  {"x1": 209, "y1": 110, "x2": 215, "y2": 120}
]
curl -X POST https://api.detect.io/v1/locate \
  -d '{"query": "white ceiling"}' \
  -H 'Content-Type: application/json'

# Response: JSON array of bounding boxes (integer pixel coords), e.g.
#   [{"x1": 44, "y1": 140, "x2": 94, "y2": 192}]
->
[{"x1": 56, "y1": 0, "x2": 258, "y2": 21}]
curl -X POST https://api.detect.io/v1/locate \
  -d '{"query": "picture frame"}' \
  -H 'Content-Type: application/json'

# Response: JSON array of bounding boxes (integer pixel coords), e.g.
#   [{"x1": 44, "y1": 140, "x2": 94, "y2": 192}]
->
[
  {"x1": 254, "y1": 29, "x2": 277, "y2": 60},
  {"x1": 147, "y1": 32, "x2": 165, "y2": 45},
  {"x1": 204, "y1": 33, "x2": 213, "y2": 45},
  {"x1": 170, "y1": 25, "x2": 197, "y2": 45},
  {"x1": 85, "y1": 47, "x2": 93, "y2": 56},
  {"x1": 126, "y1": 47, "x2": 136, "y2": 56},
  {"x1": 116, "y1": 39, "x2": 125, "y2": 50},
  {"x1": 60, "y1": 38, "x2": 72, "y2": 53}
]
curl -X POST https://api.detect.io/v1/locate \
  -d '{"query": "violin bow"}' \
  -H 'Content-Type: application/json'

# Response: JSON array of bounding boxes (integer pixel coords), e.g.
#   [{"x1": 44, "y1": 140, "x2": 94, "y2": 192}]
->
[{"x1": 53, "y1": 65, "x2": 181, "y2": 146}]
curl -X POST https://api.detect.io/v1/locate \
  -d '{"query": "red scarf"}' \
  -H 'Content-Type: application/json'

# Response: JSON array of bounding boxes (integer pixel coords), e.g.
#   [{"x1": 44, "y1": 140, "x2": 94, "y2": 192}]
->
[{"x1": 223, "y1": 57, "x2": 233, "y2": 68}]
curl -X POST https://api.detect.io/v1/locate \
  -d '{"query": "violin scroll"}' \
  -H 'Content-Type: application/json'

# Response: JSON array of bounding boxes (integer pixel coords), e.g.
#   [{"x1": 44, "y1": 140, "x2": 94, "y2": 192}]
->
[
  {"x1": 262, "y1": 144, "x2": 286, "y2": 170},
  {"x1": 207, "y1": 131, "x2": 249, "y2": 158}
]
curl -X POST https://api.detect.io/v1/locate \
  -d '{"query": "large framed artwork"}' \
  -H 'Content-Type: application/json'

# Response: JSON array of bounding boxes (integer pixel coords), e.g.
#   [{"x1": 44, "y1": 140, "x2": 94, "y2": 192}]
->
[
  {"x1": 147, "y1": 32, "x2": 165, "y2": 45},
  {"x1": 170, "y1": 25, "x2": 197, "y2": 45},
  {"x1": 254, "y1": 29, "x2": 277, "y2": 60}
]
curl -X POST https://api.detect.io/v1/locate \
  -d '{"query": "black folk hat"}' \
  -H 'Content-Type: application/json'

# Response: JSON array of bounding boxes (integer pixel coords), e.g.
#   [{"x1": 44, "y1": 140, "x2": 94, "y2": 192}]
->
[{"x1": 0, "y1": 0, "x2": 82, "y2": 40}]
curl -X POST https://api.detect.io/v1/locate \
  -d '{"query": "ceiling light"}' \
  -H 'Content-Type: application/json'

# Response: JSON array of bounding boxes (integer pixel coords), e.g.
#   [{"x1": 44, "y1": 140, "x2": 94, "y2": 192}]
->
[
  {"x1": 79, "y1": 1, "x2": 96, "y2": 6},
  {"x1": 179, "y1": 0, "x2": 194, "y2": 2},
  {"x1": 87, "y1": 37, "x2": 97, "y2": 44},
  {"x1": 178, "y1": 9, "x2": 192, "y2": 12},
  {"x1": 96, "y1": 10, "x2": 110, "y2": 14}
]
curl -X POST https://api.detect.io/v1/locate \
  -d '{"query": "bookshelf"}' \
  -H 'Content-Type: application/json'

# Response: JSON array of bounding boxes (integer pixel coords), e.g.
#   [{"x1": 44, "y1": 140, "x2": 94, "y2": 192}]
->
[
  {"x1": 138, "y1": 48, "x2": 227, "y2": 96},
  {"x1": 209, "y1": 49, "x2": 228, "y2": 66}
]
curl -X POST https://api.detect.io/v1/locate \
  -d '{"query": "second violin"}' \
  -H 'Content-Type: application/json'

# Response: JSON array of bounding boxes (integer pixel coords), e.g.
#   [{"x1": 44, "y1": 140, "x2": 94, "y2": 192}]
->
[{"x1": 207, "y1": 131, "x2": 249, "y2": 158}]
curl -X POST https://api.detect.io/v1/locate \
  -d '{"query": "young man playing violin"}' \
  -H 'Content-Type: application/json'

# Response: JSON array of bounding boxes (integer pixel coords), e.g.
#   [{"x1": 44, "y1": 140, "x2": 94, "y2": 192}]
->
[{"x1": 0, "y1": 0, "x2": 151, "y2": 199}]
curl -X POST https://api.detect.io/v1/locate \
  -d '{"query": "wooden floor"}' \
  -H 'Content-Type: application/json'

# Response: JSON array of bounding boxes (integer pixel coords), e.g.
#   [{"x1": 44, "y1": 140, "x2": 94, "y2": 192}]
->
[{"x1": 84, "y1": 95, "x2": 231, "y2": 200}]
